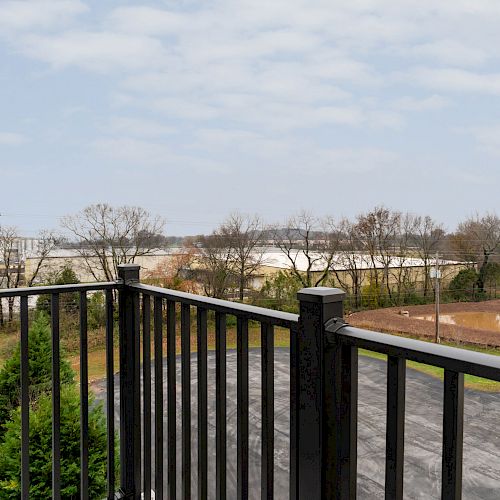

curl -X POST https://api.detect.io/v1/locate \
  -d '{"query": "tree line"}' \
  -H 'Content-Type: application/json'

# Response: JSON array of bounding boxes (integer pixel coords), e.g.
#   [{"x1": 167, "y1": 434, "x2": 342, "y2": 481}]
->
[
  {"x1": 0, "y1": 204, "x2": 497, "y2": 496},
  {"x1": 186, "y1": 208, "x2": 500, "y2": 307},
  {"x1": 0, "y1": 204, "x2": 499, "y2": 320}
]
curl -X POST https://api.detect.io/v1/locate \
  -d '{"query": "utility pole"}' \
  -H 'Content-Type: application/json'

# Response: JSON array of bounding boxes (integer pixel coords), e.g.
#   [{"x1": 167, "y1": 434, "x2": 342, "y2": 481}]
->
[{"x1": 434, "y1": 251, "x2": 440, "y2": 344}]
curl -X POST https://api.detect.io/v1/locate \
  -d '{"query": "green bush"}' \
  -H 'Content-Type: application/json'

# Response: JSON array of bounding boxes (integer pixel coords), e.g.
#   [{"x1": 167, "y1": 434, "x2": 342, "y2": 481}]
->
[
  {"x1": 225, "y1": 314, "x2": 237, "y2": 328},
  {"x1": 447, "y1": 268, "x2": 479, "y2": 301},
  {"x1": 87, "y1": 292, "x2": 106, "y2": 330},
  {"x1": 0, "y1": 314, "x2": 74, "y2": 437},
  {"x1": 36, "y1": 266, "x2": 80, "y2": 315},
  {"x1": 256, "y1": 271, "x2": 301, "y2": 313},
  {"x1": 483, "y1": 262, "x2": 500, "y2": 287},
  {"x1": 0, "y1": 386, "x2": 111, "y2": 499},
  {"x1": 360, "y1": 280, "x2": 388, "y2": 309},
  {"x1": 0, "y1": 312, "x2": 115, "y2": 499},
  {"x1": 398, "y1": 286, "x2": 429, "y2": 306}
]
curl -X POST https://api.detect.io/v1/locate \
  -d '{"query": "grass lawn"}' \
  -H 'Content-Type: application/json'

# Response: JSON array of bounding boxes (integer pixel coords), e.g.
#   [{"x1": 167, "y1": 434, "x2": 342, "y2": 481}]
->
[
  {"x1": 69, "y1": 325, "x2": 291, "y2": 383},
  {"x1": 2, "y1": 319, "x2": 499, "y2": 391},
  {"x1": 359, "y1": 342, "x2": 500, "y2": 392}
]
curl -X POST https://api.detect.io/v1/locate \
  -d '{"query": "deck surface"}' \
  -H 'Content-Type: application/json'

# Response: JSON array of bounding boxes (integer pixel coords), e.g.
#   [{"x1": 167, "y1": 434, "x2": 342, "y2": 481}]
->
[{"x1": 94, "y1": 348, "x2": 500, "y2": 499}]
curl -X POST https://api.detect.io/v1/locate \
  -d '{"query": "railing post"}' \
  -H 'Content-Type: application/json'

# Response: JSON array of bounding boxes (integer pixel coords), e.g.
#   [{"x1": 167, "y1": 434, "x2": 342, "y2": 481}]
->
[
  {"x1": 117, "y1": 264, "x2": 142, "y2": 499},
  {"x1": 295, "y1": 287, "x2": 346, "y2": 499}
]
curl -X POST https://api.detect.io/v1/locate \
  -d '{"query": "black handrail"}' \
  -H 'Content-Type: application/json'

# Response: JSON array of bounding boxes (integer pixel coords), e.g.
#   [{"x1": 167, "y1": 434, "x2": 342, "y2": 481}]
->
[
  {"x1": 0, "y1": 281, "x2": 116, "y2": 297},
  {"x1": 130, "y1": 282, "x2": 299, "y2": 328},
  {"x1": 5, "y1": 281, "x2": 118, "y2": 499},
  {"x1": 318, "y1": 297, "x2": 500, "y2": 500},
  {"x1": 132, "y1": 274, "x2": 299, "y2": 500},
  {"x1": 295, "y1": 286, "x2": 500, "y2": 500},
  {"x1": 4, "y1": 269, "x2": 500, "y2": 500},
  {"x1": 334, "y1": 325, "x2": 500, "y2": 381}
]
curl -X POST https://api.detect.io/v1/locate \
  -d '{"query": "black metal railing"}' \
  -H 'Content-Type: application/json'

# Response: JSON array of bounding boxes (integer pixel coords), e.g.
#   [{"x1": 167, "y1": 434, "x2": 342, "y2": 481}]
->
[
  {"x1": 127, "y1": 267, "x2": 299, "y2": 500},
  {"x1": 296, "y1": 287, "x2": 500, "y2": 500},
  {"x1": 0, "y1": 281, "x2": 116, "y2": 499},
  {"x1": 2, "y1": 267, "x2": 500, "y2": 499}
]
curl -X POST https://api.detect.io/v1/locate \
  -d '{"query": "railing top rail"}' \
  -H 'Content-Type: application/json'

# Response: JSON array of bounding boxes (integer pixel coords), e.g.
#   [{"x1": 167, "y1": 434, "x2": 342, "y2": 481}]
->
[
  {"x1": 130, "y1": 282, "x2": 299, "y2": 328},
  {"x1": 332, "y1": 324, "x2": 500, "y2": 382},
  {"x1": 0, "y1": 282, "x2": 117, "y2": 298}
]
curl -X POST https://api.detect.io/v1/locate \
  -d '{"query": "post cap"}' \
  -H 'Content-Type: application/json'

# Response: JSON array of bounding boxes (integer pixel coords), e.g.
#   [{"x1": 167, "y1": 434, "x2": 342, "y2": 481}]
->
[
  {"x1": 297, "y1": 287, "x2": 346, "y2": 304},
  {"x1": 117, "y1": 264, "x2": 140, "y2": 283}
]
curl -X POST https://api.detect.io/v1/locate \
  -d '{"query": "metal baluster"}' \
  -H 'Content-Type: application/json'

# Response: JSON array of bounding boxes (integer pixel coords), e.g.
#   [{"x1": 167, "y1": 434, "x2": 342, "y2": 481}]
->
[
  {"x1": 335, "y1": 343, "x2": 358, "y2": 499},
  {"x1": 143, "y1": 295, "x2": 152, "y2": 500},
  {"x1": 154, "y1": 296, "x2": 164, "y2": 499},
  {"x1": 80, "y1": 291, "x2": 89, "y2": 499},
  {"x1": 51, "y1": 294, "x2": 61, "y2": 500},
  {"x1": 167, "y1": 300, "x2": 177, "y2": 499},
  {"x1": 442, "y1": 370, "x2": 464, "y2": 500},
  {"x1": 20, "y1": 296, "x2": 29, "y2": 499},
  {"x1": 216, "y1": 312, "x2": 227, "y2": 500},
  {"x1": 237, "y1": 317, "x2": 249, "y2": 500},
  {"x1": 261, "y1": 323, "x2": 274, "y2": 499},
  {"x1": 289, "y1": 323, "x2": 299, "y2": 500},
  {"x1": 385, "y1": 356, "x2": 406, "y2": 500},
  {"x1": 105, "y1": 290, "x2": 115, "y2": 499},
  {"x1": 197, "y1": 308, "x2": 208, "y2": 500},
  {"x1": 181, "y1": 304, "x2": 191, "y2": 499}
]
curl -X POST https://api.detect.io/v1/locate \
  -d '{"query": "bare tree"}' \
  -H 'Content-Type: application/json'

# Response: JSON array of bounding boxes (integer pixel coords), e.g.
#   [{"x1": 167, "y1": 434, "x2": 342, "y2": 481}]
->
[
  {"x1": 0, "y1": 227, "x2": 57, "y2": 324},
  {"x1": 25, "y1": 230, "x2": 61, "y2": 286},
  {"x1": 195, "y1": 232, "x2": 235, "y2": 298},
  {"x1": 219, "y1": 213, "x2": 264, "y2": 300},
  {"x1": 272, "y1": 211, "x2": 339, "y2": 288},
  {"x1": 61, "y1": 204, "x2": 166, "y2": 281},
  {"x1": 0, "y1": 226, "x2": 18, "y2": 325},
  {"x1": 144, "y1": 247, "x2": 198, "y2": 293},
  {"x1": 390, "y1": 212, "x2": 419, "y2": 305},
  {"x1": 452, "y1": 213, "x2": 500, "y2": 293},
  {"x1": 413, "y1": 215, "x2": 445, "y2": 297},
  {"x1": 331, "y1": 218, "x2": 365, "y2": 307},
  {"x1": 356, "y1": 206, "x2": 400, "y2": 300}
]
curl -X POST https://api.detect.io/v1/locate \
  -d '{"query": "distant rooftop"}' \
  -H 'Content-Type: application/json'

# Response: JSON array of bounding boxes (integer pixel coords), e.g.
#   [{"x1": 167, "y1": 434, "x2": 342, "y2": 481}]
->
[{"x1": 258, "y1": 248, "x2": 464, "y2": 273}]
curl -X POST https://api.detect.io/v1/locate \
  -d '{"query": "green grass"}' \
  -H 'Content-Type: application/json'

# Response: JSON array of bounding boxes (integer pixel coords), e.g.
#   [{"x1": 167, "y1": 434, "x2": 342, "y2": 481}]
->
[
  {"x1": 359, "y1": 346, "x2": 500, "y2": 392},
  {"x1": 231, "y1": 326, "x2": 500, "y2": 392},
  {"x1": 2, "y1": 318, "x2": 499, "y2": 391},
  {"x1": 67, "y1": 325, "x2": 292, "y2": 382}
]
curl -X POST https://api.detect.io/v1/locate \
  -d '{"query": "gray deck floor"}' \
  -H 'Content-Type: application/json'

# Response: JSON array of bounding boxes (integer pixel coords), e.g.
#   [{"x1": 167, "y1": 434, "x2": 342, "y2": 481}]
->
[{"x1": 94, "y1": 348, "x2": 500, "y2": 499}]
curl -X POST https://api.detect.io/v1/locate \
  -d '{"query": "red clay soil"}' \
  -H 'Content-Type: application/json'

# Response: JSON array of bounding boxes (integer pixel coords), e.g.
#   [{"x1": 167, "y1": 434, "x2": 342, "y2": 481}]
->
[{"x1": 348, "y1": 300, "x2": 500, "y2": 348}]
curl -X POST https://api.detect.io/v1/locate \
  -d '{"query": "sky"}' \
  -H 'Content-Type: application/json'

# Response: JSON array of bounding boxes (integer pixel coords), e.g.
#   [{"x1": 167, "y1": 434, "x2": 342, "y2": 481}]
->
[{"x1": 0, "y1": 0, "x2": 499, "y2": 237}]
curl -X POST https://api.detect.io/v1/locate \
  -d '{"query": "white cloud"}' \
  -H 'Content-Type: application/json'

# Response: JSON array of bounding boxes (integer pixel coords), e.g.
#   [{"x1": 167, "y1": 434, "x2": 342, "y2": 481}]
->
[
  {"x1": 191, "y1": 125, "x2": 398, "y2": 173},
  {"x1": 412, "y1": 40, "x2": 488, "y2": 67},
  {"x1": 0, "y1": 132, "x2": 27, "y2": 145},
  {"x1": 8, "y1": 0, "x2": 500, "y2": 139},
  {"x1": 0, "y1": 0, "x2": 86, "y2": 34},
  {"x1": 3, "y1": 0, "x2": 500, "y2": 236},
  {"x1": 106, "y1": 117, "x2": 174, "y2": 138},
  {"x1": 93, "y1": 137, "x2": 175, "y2": 166},
  {"x1": 405, "y1": 67, "x2": 500, "y2": 95},
  {"x1": 366, "y1": 109, "x2": 404, "y2": 129},
  {"x1": 153, "y1": 98, "x2": 220, "y2": 121},
  {"x1": 21, "y1": 31, "x2": 168, "y2": 72},
  {"x1": 93, "y1": 132, "x2": 398, "y2": 181},
  {"x1": 312, "y1": 105, "x2": 365, "y2": 126},
  {"x1": 455, "y1": 171, "x2": 490, "y2": 185},
  {"x1": 392, "y1": 95, "x2": 451, "y2": 112},
  {"x1": 462, "y1": 125, "x2": 500, "y2": 156},
  {"x1": 93, "y1": 137, "x2": 228, "y2": 173},
  {"x1": 108, "y1": 6, "x2": 186, "y2": 36},
  {"x1": 308, "y1": 147, "x2": 398, "y2": 174}
]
